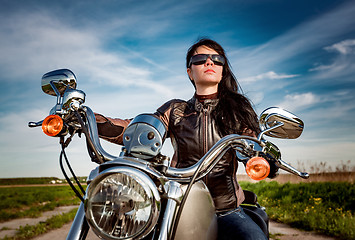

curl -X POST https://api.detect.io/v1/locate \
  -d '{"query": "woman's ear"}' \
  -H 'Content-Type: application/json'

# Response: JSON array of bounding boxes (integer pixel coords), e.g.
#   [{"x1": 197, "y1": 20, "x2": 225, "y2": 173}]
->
[
  {"x1": 187, "y1": 68, "x2": 196, "y2": 88},
  {"x1": 187, "y1": 68, "x2": 193, "y2": 81}
]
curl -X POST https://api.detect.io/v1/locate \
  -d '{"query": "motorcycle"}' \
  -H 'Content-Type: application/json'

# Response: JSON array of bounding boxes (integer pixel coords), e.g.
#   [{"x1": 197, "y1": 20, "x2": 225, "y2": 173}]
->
[{"x1": 29, "y1": 69, "x2": 309, "y2": 240}]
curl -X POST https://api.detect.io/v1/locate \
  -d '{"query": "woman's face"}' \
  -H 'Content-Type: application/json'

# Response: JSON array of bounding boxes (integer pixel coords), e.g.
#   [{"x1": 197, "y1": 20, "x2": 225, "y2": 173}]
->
[{"x1": 187, "y1": 46, "x2": 223, "y2": 94}]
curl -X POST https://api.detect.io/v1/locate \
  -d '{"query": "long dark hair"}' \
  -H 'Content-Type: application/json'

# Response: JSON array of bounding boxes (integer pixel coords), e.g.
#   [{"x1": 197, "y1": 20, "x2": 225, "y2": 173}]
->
[{"x1": 186, "y1": 38, "x2": 260, "y2": 135}]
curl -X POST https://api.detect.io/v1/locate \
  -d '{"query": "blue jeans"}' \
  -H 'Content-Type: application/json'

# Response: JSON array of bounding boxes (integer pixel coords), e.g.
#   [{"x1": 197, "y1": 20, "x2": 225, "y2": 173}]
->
[{"x1": 217, "y1": 207, "x2": 268, "y2": 240}]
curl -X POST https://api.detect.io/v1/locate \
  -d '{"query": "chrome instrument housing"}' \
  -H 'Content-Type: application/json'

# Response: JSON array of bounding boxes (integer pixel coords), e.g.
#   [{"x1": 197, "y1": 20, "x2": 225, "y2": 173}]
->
[{"x1": 123, "y1": 114, "x2": 167, "y2": 159}]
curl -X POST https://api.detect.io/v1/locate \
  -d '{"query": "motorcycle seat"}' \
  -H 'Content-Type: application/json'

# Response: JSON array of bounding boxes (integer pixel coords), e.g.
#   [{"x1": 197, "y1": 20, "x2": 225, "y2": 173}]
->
[{"x1": 242, "y1": 190, "x2": 257, "y2": 205}]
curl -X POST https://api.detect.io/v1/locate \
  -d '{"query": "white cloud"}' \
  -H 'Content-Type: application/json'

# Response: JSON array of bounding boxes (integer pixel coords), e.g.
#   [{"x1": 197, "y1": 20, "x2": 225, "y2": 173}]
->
[
  {"x1": 324, "y1": 39, "x2": 355, "y2": 55},
  {"x1": 308, "y1": 64, "x2": 333, "y2": 72},
  {"x1": 278, "y1": 92, "x2": 319, "y2": 112},
  {"x1": 0, "y1": 11, "x2": 174, "y2": 97},
  {"x1": 239, "y1": 71, "x2": 299, "y2": 83},
  {"x1": 231, "y1": 1, "x2": 355, "y2": 77},
  {"x1": 309, "y1": 39, "x2": 355, "y2": 79}
]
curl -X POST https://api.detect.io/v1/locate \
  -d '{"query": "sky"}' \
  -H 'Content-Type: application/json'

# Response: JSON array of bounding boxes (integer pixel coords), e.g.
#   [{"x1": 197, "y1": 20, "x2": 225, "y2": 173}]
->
[{"x1": 0, "y1": 0, "x2": 354, "y2": 178}]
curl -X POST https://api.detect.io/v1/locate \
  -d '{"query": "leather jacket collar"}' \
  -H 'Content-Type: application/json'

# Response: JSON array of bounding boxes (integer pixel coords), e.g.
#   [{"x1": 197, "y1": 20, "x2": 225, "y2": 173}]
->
[{"x1": 188, "y1": 96, "x2": 219, "y2": 113}]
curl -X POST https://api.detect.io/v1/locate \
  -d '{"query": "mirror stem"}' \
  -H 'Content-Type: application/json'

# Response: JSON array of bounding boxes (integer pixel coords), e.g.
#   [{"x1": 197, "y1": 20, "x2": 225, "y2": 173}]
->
[
  {"x1": 50, "y1": 81, "x2": 62, "y2": 105},
  {"x1": 257, "y1": 122, "x2": 284, "y2": 141}
]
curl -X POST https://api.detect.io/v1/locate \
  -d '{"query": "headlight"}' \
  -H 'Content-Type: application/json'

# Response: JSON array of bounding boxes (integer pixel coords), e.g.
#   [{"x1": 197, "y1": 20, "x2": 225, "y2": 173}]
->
[{"x1": 85, "y1": 167, "x2": 161, "y2": 239}]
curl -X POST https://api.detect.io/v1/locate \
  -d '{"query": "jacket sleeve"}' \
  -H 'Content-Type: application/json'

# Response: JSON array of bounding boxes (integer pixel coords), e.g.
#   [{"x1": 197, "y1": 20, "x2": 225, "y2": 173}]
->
[
  {"x1": 154, "y1": 99, "x2": 186, "y2": 134},
  {"x1": 155, "y1": 99, "x2": 186, "y2": 168},
  {"x1": 95, "y1": 113, "x2": 131, "y2": 145},
  {"x1": 155, "y1": 100, "x2": 174, "y2": 130}
]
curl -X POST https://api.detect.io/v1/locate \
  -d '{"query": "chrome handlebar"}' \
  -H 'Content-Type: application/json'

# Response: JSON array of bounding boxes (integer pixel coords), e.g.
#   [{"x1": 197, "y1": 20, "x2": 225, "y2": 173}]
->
[
  {"x1": 83, "y1": 106, "x2": 309, "y2": 179},
  {"x1": 82, "y1": 105, "x2": 258, "y2": 180},
  {"x1": 29, "y1": 101, "x2": 309, "y2": 180},
  {"x1": 83, "y1": 106, "x2": 118, "y2": 162},
  {"x1": 165, "y1": 135, "x2": 258, "y2": 180}
]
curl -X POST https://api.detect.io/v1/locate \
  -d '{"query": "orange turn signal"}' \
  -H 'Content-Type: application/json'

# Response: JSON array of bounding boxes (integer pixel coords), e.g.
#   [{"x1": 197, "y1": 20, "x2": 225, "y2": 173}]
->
[
  {"x1": 42, "y1": 115, "x2": 64, "y2": 137},
  {"x1": 245, "y1": 157, "x2": 270, "y2": 181}
]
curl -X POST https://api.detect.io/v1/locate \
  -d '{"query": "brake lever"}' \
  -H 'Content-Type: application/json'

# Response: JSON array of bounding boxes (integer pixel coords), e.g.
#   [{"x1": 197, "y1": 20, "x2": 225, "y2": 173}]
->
[
  {"x1": 261, "y1": 140, "x2": 309, "y2": 179},
  {"x1": 28, "y1": 120, "x2": 43, "y2": 128},
  {"x1": 275, "y1": 159, "x2": 309, "y2": 179}
]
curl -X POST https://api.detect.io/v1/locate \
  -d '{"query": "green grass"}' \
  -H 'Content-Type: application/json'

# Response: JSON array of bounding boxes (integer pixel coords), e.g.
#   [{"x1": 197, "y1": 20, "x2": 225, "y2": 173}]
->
[
  {"x1": 0, "y1": 208, "x2": 78, "y2": 240},
  {"x1": 240, "y1": 181, "x2": 355, "y2": 240},
  {"x1": 0, "y1": 177, "x2": 87, "y2": 185},
  {"x1": 0, "y1": 178, "x2": 60, "y2": 185},
  {"x1": 0, "y1": 186, "x2": 82, "y2": 222}
]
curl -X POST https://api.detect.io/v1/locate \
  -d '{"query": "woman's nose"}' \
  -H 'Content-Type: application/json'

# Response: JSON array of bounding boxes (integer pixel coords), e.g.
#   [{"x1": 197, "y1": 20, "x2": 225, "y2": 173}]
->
[{"x1": 205, "y1": 57, "x2": 214, "y2": 66}]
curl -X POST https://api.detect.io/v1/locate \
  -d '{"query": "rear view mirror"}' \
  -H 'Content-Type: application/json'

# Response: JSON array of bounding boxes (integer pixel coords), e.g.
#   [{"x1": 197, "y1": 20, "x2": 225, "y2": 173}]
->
[
  {"x1": 41, "y1": 69, "x2": 77, "y2": 96},
  {"x1": 259, "y1": 107, "x2": 304, "y2": 139}
]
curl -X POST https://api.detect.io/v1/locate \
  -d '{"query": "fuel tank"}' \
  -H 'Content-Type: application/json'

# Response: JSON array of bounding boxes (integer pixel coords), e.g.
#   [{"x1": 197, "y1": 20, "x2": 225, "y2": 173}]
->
[{"x1": 174, "y1": 181, "x2": 217, "y2": 240}]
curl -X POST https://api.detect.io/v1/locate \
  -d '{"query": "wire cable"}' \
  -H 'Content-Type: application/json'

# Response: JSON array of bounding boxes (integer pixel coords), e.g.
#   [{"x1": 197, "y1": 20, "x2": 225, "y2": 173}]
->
[{"x1": 60, "y1": 142, "x2": 85, "y2": 202}]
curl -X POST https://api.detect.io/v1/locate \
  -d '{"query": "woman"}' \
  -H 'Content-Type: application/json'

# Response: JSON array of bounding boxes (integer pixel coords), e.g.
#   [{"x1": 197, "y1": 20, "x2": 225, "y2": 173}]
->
[{"x1": 95, "y1": 38, "x2": 268, "y2": 240}]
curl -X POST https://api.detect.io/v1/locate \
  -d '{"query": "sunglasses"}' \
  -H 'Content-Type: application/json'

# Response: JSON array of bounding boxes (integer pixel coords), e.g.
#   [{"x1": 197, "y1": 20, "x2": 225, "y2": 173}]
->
[{"x1": 189, "y1": 54, "x2": 226, "y2": 67}]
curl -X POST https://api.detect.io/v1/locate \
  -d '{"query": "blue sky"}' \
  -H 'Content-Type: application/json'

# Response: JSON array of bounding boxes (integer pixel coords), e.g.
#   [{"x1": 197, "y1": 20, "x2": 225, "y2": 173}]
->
[{"x1": 0, "y1": 0, "x2": 354, "y2": 178}]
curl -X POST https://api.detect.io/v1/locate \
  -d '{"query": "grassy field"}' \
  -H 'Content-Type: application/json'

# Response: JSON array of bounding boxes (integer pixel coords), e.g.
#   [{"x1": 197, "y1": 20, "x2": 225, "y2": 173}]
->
[
  {"x1": 0, "y1": 185, "x2": 82, "y2": 222},
  {"x1": 0, "y1": 178, "x2": 60, "y2": 186},
  {"x1": 0, "y1": 177, "x2": 86, "y2": 186},
  {"x1": 240, "y1": 181, "x2": 355, "y2": 240}
]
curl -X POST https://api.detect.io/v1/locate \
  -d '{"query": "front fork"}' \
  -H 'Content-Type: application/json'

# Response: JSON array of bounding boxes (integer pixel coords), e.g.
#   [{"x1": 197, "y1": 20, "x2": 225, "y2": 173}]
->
[{"x1": 67, "y1": 202, "x2": 90, "y2": 240}]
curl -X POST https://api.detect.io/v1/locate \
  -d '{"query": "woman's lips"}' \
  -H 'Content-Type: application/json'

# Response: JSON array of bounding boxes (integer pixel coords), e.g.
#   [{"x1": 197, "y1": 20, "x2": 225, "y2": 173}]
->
[{"x1": 204, "y1": 69, "x2": 215, "y2": 73}]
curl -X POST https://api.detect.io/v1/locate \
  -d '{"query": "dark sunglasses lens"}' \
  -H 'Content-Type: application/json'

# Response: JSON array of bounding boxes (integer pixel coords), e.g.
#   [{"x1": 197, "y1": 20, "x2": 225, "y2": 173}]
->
[
  {"x1": 211, "y1": 55, "x2": 225, "y2": 65},
  {"x1": 191, "y1": 55, "x2": 208, "y2": 65},
  {"x1": 190, "y1": 54, "x2": 225, "y2": 66}
]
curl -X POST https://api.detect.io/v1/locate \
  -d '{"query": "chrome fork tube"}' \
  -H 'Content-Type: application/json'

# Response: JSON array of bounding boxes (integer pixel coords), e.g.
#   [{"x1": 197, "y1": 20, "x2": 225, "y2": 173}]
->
[
  {"x1": 158, "y1": 181, "x2": 184, "y2": 240},
  {"x1": 66, "y1": 202, "x2": 89, "y2": 240}
]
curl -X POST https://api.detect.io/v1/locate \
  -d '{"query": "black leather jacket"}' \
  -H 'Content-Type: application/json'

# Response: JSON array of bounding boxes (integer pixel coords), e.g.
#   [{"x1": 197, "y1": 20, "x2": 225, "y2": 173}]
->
[{"x1": 156, "y1": 96, "x2": 246, "y2": 212}]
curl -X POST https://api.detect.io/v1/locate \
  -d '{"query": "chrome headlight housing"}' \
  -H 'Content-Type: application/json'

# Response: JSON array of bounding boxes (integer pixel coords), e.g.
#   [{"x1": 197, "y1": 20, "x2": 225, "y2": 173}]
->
[{"x1": 85, "y1": 167, "x2": 161, "y2": 239}]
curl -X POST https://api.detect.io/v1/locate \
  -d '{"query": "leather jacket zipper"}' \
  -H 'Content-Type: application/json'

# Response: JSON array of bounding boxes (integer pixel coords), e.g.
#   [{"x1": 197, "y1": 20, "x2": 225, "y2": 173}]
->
[
  {"x1": 202, "y1": 105, "x2": 209, "y2": 184},
  {"x1": 202, "y1": 105, "x2": 209, "y2": 154}
]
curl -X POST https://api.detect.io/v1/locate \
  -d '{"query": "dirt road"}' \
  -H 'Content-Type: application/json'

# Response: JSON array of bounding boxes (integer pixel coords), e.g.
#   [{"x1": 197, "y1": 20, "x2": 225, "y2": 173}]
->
[
  {"x1": 0, "y1": 206, "x2": 78, "y2": 239},
  {"x1": 268, "y1": 221, "x2": 336, "y2": 240}
]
